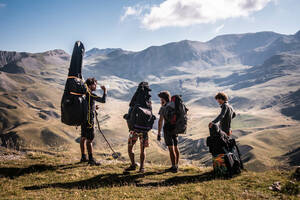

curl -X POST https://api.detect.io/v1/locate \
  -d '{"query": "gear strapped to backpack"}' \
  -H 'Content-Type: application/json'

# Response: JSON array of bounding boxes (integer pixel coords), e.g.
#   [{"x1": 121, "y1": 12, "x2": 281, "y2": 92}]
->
[
  {"x1": 206, "y1": 124, "x2": 243, "y2": 177},
  {"x1": 163, "y1": 95, "x2": 188, "y2": 134},
  {"x1": 123, "y1": 82, "x2": 156, "y2": 133},
  {"x1": 61, "y1": 41, "x2": 87, "y2": 126}
]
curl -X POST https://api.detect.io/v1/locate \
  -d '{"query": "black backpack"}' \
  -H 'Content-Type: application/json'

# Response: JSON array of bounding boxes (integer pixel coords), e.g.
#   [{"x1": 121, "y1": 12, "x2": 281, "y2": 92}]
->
[
  {"x1": 61, "y1": 41, "x2": 87, "y2": 126},
  {"x1": 206, "y1": 124, "x2": 243, "y2": 177},
  {"x1": 124, "y1": 82, "x2": 156, "y2": 133},
  {"x1": 163, "y1": 95, "x2": 188, "y2": 134},
  {"x1": 206, "y1": 124, "x2": 230, "y2": 156},
  {"x1": 223, "y1": 139, "x2": 244, "y2": 177}
]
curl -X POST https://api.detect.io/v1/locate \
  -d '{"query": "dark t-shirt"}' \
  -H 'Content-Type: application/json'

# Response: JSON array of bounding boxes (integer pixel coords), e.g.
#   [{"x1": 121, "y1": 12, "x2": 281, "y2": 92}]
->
[
  {"x1": 159, "y1": 103, "x2": 175, "y2": 131},
  {"x1": 212, "y1": 102, "x2": 236, "y2": 134},
  {"x1": 85, "y1": 91, "x2": 106, "y2": 123}
]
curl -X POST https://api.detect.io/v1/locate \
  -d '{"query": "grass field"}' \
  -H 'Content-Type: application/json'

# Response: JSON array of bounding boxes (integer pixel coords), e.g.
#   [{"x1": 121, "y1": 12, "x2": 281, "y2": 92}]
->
[{"x1": 0, "y1": 149, "x2": 299, "y2": 200}]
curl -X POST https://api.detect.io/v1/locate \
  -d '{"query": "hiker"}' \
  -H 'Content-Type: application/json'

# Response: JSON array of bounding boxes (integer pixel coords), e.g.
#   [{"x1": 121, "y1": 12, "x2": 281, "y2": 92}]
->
[
  {"x1": 157, "y1": 91, "x2": 180, "y2": 173},
  {"x1": 80, "y1": 77, "x2": 107, "y2": 165},
  {"x1": 123, "y1": 82, "x2": 156, "y2": 173},
  {"x1": 209, "y1": 92, "x2": 236, "y2": 135},
  {"x1": 207, "y1": 92, "x2": 243, "y2": 177}
]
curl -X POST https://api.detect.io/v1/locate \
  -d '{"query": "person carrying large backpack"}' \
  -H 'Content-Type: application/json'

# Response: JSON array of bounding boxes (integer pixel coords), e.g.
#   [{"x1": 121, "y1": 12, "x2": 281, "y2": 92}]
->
[
  {"x1": 157, "y1": 91, "x2": 188, "y2": 173},
  {"x1": 123, "y1": 82, "x2": 156, "y2": 173},
  {"x1": 60, "y1": 41, "x2": 107, "y2": 166}
]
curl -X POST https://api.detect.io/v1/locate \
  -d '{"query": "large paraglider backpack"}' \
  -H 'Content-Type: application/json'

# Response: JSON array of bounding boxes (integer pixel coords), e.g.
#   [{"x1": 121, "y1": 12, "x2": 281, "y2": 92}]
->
[
  {"x1": 206, "y1": 124, "x2": 243, "y2": 177},
  {"x1": 163, "y1": 95, "x2": 188, "y2": 134},
  {"x1": 61, "y1": 41, "x2": 87, "y2": 126},
  {"x1": 123, "y1": 82, "x2": 156, "y2": 133}
]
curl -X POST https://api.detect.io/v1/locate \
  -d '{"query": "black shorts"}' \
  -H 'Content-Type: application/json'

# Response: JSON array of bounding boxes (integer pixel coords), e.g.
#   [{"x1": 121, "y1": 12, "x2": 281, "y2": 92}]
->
[
  {"x1": 81, "y1": 121, "x2": 94, "y2": 141},
  {"x1": 163, "y1": 127, "x2": 178, "y2": 146}
]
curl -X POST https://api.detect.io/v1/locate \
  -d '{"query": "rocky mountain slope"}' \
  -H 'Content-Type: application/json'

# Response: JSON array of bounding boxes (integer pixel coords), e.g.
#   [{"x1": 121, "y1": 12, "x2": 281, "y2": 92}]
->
[{"x1": 1, "y1": 30, "x2": 300, "y2": 170}]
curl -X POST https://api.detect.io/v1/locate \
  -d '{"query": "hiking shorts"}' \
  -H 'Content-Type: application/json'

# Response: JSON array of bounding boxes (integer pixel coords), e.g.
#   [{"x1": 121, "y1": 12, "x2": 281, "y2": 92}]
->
[
  {"x1": 163, "y1": 127, "x2": 178, "y2": 146},
  {"x1": 128, "y1": 131, "x2": 149, "y2": 148},
  {"x1": 81, "y1": 121, "x2": 94, "y2": 141}
]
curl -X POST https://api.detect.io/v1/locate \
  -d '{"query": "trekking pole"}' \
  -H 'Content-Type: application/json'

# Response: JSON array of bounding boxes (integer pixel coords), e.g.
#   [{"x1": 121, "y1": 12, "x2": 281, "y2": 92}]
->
[{"x1": 95, "y1": 111, "x2": 120, "y2": 159}]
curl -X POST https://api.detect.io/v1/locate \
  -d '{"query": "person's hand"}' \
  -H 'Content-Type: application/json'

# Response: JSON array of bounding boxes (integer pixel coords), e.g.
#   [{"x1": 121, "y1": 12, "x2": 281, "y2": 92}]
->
[
  {"x1": 157, "y1": 133, "x2": 161, "y2": 141},
  {"x1": 208, "y1": 122, "x2": 213, "y2": 128},
  {"x1": 96, "y1": 105, "x2": 99, "y2": 110},
  {"x1": 100, "y1": 85, "x2": 107, "y2": 93}
]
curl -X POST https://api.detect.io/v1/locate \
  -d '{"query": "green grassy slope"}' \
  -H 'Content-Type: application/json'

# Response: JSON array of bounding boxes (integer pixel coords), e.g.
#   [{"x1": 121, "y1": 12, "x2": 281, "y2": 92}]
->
[{"x1": 0, "y1": 149, "x2": 298, "y2": 200}]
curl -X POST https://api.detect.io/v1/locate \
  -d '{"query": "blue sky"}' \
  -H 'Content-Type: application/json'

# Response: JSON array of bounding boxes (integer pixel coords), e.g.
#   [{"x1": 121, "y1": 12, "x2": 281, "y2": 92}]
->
[{"x1": 0, "y1": 0, "x2": 299, "y2": 53}]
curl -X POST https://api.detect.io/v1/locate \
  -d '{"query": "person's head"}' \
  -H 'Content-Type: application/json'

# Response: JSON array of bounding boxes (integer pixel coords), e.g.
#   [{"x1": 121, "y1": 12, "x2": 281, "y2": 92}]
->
[
  {"x1": 215, "y1": 92, "x2": 228, "y2": 105},
  {"x1": 158, "y1": 91, "x2": 171, "y2": 106},
  {"x1": 86, "y1": 77, "x2": 97, "y2": 91}
]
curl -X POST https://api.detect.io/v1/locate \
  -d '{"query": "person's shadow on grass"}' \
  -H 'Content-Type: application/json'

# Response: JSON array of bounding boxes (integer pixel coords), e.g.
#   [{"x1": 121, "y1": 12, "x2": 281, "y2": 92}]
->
[
  {"x1": 24, "y1": 170, "x2": 214, "y2": 190},
  {"x1": 0, "y1": 163, "x2": 82, "y2": 179}
]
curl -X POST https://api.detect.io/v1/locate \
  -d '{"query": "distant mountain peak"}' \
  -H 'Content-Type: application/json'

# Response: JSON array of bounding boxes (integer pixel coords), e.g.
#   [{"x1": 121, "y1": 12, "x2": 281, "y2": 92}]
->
[
  {"x1": 85, "y1": 48, "x2": 124, "y2": 57},
  {"x1": 295, "y1": 30, "x2": 300, "y2": 39},
  {"x1": 43, "y1": 49, "x2": 68, "y2": 56}
]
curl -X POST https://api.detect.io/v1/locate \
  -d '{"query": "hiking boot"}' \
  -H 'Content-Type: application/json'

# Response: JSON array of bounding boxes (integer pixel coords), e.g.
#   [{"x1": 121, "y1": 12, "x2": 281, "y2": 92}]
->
[
  {"x1": 124, "y1": 164, "x2": 138, "y2": 171},
  {"x1": 80, "y1": 156, "x2": 88, "y2": 163},
  {"x1": 139, "y1": 168, "x2": 145, "y2": 173},
  {"x1": 166, "y1": 166, "x2": 178, "y2": 173},
  {"x1": 88, "y1": 159, "x2": 101, "y2": 166}
]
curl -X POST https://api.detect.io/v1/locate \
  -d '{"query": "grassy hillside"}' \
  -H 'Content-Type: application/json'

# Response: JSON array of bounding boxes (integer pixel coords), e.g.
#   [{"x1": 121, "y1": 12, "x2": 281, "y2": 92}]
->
[
  {"x1": 0, "y1": 148, "x2": 299, "y2": 200},
  {"x1": 1, "y1": 48, "x2": 300, "y2": 172}
]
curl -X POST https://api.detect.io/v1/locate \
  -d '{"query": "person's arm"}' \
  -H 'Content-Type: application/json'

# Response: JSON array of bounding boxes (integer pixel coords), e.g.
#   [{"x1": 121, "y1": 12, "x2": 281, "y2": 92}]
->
[
  {"x1": 232, "y1": 110, "x2": 236, "y2": 119},
  {"x1": 158, "y1": 115, "x2": 164, "y2": 140},
  {"x1": 92, "y1": 86, "x2": 107, "y2": 103},
  {"x1": 212, "y1": 104, "x2": 228, "y2": 123}
]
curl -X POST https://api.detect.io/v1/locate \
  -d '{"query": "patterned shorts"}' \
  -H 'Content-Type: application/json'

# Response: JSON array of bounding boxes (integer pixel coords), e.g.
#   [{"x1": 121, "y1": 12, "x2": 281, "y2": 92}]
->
[{"x1": 128, "y1": 131, "x2": 149, "y2": 148}]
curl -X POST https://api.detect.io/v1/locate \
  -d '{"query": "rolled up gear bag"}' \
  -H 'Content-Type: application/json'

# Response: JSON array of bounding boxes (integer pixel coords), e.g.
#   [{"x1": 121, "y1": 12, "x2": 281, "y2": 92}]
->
[
  {"x1": 61, "y1": 41, "x2": 87, "y2": 126},
  {"x1": 124, "y1": 82, "x2": 156, "y2": 132}
]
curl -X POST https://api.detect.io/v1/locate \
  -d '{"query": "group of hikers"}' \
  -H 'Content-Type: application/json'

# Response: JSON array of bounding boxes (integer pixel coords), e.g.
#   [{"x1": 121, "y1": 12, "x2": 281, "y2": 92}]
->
[{"x1": 61, "y1": 41, "x2": 243, "y2": 177}]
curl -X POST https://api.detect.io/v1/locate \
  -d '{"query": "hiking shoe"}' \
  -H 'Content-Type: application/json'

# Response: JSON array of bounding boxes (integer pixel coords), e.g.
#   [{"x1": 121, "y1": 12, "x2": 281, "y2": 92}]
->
[
  {"x1": 88, "y1": 159, "x2": 101, "y2": 166},
  {"x1": 139, "y1": 168, "x2": 145, "y2": 173},
  {"x1": 124, "y1": 164, "x2": 138, "y2": 171},
  {"x1": 166, "y1": 166, "x2": 178, "y2": 173},
  {"x1": 80, "y1": 157, "x2": 88, "y2": 163}
]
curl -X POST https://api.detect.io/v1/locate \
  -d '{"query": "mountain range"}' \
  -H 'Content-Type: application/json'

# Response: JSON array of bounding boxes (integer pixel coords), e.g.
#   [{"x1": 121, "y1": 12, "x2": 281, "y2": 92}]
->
[{"x1": 0, "y1": 30, "x2": 300, "y2": 170}]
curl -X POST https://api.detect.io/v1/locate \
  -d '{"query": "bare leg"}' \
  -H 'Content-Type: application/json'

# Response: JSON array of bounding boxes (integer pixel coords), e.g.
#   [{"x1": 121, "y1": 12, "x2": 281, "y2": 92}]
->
[
  {"x1": 168, "y1": 146, "x2": 176, "y2": 166},
  {"x1": 140, "y1": 142, "x2": 145, "y2": 169},
  {"x1": 86, "y1": 139, "x2": 93, "y2": 155},
  {"x1": 128, "y1": 144, "x2": 135, "y2": 166},
  {"x1": 174, "y1": 145, "x2": 180, "y2": 166},
  {"x1": 80, "y1": 137, "x2": 86, "y2": 155}
]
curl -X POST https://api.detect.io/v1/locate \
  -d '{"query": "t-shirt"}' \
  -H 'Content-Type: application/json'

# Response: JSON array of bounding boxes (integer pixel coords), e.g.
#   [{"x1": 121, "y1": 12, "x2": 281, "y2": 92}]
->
[
  {"x1": 158, "y1": 103, "x2": 175, "y2": 130},
  {"x1": 158, "y1": 105, "x2": 166, "y2": 116},
  {"x1": 212, "y1": 102, "x2": 236, "y2": 134}
]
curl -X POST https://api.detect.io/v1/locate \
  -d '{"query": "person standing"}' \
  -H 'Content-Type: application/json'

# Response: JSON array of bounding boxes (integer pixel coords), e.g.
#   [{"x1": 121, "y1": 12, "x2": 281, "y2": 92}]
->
[
  {"x1": 124, "y1": 82, "x2": 153, "y2": 173},
  {"x1": 80, "y1": 77, "x2": 106, "y2": 165},
  {"x1": 157, "y1": 91, "x2": 180, "y2": 173},
  {"x1": 209, "y1": 92, "x2": 236, "y2": 135}
]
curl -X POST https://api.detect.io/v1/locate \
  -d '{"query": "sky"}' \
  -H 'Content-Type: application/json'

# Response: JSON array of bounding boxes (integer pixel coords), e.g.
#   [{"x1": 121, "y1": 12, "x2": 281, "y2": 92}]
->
[{"x1": 0, "y1": 0, "x2": 300, "y2": 53}]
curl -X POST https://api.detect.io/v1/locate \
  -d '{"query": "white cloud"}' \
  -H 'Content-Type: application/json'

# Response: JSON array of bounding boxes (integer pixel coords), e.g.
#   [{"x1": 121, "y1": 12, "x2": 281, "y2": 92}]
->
[
  {"x1": 120, "y1": 5, "x2": 149, "y2": 22},
  {"x1": 0, "y1": 3, "x2": 6, "y2": 8},
  {"x1": 122, "y1": 0, "x2": 274, "y2": 30},
  {"x1": 215, "y1": 24, "x2": 225, "y2": 33}
]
